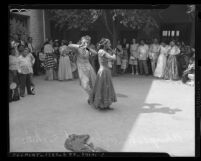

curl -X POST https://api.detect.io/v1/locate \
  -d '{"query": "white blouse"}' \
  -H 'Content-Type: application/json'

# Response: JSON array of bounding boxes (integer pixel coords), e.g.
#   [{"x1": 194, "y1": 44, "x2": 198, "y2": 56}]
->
[{"x1": 9, "y1": 55, "x2": 20, "y2": 71}]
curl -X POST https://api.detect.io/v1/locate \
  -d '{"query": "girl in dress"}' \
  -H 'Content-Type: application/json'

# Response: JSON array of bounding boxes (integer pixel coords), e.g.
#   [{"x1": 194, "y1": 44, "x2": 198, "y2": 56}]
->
[
  {"x1": 58, "y1": 40, "x2": 73, "y2": 81},
  {"x1": 68, "y1": 35, "x2": 97, "y2": 104},
  {"x1": 44, "y1": 41, "x2": 57, "y2": 80},
  {"x1": 154, "y1": 41, "x2": 169, "y2": 78},
  {"x1": 163, "y1": 40, "x2": 180, "y2": 80},
  {"x1": 121, "y1": 45, "x2": 129, "y2": 74},
  {"x1": 129, "y1": 38, "x2": 139, "y2": 75},
  {"x1": 116, "y1": 40, "x2": 123, "y2": 74},
  {"x1": 91, "y1": 38, "x2": 117, "y2": 110}
]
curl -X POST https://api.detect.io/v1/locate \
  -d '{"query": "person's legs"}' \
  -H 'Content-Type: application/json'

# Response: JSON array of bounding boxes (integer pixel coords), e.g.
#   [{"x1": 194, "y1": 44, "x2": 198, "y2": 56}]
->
[
  {"x1": 139, "y1": 60, "x2": 143, "y2": 75},
  {"x1": 151, "y1": 60, "x2": 154, "y2": 74},
  {"x1": 19, "y1": 74, "x2": 26, "y2": 97},
  {"x1": 143, "y1": 60, "x2": 149, "y2": 75},
  {"x1": 26, "y1": 74, "x2": 32, "y2": 94},
  {"x1": 131, "y1": 65, "x2": 134, "y2": 74},
  {"x1": 135, "y1": 61, "x2": 139, "y2": 75}
]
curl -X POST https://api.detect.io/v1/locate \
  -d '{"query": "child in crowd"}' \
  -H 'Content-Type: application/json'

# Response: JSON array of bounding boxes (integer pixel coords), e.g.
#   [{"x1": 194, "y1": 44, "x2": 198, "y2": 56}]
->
[
  {"x1": 44, "y1": 41, "x2": 57, "y2": 80},
  {"x1": 26, "y1": 48, "x2": 35, "y2": 94},
  {"x1": 38, "y1": 48, "x2": 46, "y2": 74}
]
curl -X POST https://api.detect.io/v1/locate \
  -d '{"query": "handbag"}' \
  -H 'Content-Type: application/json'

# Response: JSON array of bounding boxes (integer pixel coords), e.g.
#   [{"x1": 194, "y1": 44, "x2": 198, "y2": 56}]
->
[{"x1": 130, "y1": 56, "x2": 135, "y2": 60}]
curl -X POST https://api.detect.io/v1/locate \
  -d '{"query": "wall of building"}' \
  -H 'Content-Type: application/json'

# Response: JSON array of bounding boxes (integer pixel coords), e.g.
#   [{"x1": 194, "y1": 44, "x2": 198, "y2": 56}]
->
[{"x1": 13, "y1": 10, "x2": 46, "y2": 51}]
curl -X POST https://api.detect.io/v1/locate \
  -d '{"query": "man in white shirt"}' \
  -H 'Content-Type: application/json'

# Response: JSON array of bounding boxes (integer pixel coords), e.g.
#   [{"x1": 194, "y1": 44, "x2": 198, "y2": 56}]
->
[
  {"x1": 138, "y1": 40, "x2": 149, "y2": 75},
  {"x1": 18, "y1": 48, "x2": 35, "y2": 97}
]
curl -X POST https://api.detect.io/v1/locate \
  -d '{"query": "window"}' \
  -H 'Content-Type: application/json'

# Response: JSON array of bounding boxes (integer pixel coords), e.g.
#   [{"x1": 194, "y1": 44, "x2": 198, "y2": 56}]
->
[
  {"x1": 176, "y1": 30, "x2": 180, "y2": 37},
  {"x1": 171, "y1": 31, "x2": 175, "y2": 37},
  {"x1": 162, "y1": 30, "x2": 167, "y2": 36}
]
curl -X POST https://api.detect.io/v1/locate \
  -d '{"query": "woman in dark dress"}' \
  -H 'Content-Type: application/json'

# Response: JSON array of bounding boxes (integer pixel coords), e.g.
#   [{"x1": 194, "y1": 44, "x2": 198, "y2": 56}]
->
[
  {"x1": 91, "y1": 38, "x2": 117, "y2": 110},
  {"x1": 163, "y1": 40, "x2": 180, "y2": 80}
]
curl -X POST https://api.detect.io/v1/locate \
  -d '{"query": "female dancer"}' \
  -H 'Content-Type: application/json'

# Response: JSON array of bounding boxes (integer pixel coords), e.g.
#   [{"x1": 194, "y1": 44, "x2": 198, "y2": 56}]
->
[
  {"x1": 68, "y1": 35, "x2": 97, "y2": 104},
  {"x1": 91, "y1": 38, "x2": 117, "y2": 110}
]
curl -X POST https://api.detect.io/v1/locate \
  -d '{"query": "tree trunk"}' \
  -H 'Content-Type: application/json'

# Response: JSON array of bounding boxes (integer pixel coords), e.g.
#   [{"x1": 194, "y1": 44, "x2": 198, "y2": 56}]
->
[
  {"x1": 190, "y1": 14, "x2": 195, "y2": 48},
  {"x1": 112, "y1": 19, "x2": 118, "y2": 76}
]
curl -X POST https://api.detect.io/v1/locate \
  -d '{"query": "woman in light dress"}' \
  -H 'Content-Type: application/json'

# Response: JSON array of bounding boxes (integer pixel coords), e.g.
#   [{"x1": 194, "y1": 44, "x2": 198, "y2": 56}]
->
[
  {"x1": 58, "y1": 40, "x2": 73, "y2": 81},
  {"x1": 116, "y1": 40, "x2": 123, "y2": 74},
  {"x1": 68, "y1": 35, "x2": 97, "y2": 104},
  {"x1": 154, "y1": 42, "x2": 170, "y2": 78}
]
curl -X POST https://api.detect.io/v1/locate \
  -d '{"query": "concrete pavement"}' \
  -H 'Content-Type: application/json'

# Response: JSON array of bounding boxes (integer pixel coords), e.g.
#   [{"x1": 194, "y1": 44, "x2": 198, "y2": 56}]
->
[{"x1": 9, "y1": 74, "x2": 195, "y2": 156}]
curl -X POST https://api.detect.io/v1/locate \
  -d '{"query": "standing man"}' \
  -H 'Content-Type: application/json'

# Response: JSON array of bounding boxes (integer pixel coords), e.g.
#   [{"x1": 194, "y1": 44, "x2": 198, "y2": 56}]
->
[
  {"x1": 138, "y1": 40, "x2": 149, "y2": 75},
  {"x1": 27, "y1": 37, "x2": 39, "y2": 76},
  {"x1": 149, "y1": 38, "x2": 160, "y2": 75}
]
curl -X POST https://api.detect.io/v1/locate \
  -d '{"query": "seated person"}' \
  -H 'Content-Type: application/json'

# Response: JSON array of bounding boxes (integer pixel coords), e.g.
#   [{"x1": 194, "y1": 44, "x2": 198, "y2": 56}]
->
[{"x1": 181, "y1": 57, "x2": 195, "y2": 84}]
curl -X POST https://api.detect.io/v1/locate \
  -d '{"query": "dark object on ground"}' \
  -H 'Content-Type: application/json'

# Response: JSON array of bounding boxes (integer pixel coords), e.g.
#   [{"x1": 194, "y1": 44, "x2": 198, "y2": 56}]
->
[{"x1": 64, "y1": 134, "x2": 108, "y2": 152}]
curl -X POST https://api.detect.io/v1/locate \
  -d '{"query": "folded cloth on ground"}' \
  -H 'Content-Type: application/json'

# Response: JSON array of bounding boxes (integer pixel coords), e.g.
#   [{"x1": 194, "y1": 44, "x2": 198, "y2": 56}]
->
[{"x1": 64, "y1": 134, "x2": 108, "y2": 152}]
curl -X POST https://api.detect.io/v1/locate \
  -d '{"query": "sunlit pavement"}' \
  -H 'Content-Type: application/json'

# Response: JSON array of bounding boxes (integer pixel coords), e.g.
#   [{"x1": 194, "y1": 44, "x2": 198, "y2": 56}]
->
[{"x1": 9, "y1": 74, "x2": 194, "y2": 156}]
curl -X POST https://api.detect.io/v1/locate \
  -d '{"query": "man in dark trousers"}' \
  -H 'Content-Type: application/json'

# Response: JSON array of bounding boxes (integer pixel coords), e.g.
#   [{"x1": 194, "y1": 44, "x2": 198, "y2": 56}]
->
[{"x1": 27, "y1": 37, "x2": 39, "y2": 76}]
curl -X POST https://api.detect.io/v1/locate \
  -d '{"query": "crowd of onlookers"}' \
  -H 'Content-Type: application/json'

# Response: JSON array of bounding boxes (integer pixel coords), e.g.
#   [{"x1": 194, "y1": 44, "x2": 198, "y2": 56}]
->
[{"x1": 9, "y1": 34, "x2": 195, "y2": 103}]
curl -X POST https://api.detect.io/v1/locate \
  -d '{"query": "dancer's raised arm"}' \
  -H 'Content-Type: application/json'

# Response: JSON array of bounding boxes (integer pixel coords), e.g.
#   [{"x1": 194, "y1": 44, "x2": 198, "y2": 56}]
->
[
  {"x1": 68, "y1": 44, "x2": 80, "y2": 50},
  {"x1": 99, "y1": 49, "x2": 116, "y2": 60}
]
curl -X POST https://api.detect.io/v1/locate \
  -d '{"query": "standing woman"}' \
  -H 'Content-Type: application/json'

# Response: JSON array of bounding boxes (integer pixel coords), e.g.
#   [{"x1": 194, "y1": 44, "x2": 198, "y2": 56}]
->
[
  {"x1": 116, "y1": 40, "x2": 123, "y2": 74},
  {"x1": 91, "y1": 38, "x2": 117, "y2": 110},
  {"x1": 58, "y1": 40, "x2": 73, "y2": 81},
  {"x1": 68, "y1": 35, "x2": 97, "y2": 104},
  {"x1": 44, "y1": 40, "x2": 57, "y2": 80},
  {"x1": 129, "y1": 38, "x2": 139, "y2": 75},
  {"x1": 163, "y1": 40, "x2": 180, "y2": 80},
  {"x1": 154, "y1": 41, "x2": 169, "y2": 78}
]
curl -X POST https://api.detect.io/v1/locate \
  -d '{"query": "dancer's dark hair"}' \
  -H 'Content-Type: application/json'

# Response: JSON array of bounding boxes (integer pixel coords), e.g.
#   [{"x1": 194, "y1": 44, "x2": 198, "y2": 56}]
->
[{"x1": 97, "y1": 38, "x2": 110, "y2": 50}]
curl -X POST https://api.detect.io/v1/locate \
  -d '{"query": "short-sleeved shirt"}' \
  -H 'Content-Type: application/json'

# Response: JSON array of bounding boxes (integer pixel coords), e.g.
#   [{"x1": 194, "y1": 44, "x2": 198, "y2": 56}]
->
[
  {"x1": 18, "y1": 55, "x2": 33, "y2": 74},
  {"x1": 138, "y1": 45, "x2": 149, "y2": 60}
]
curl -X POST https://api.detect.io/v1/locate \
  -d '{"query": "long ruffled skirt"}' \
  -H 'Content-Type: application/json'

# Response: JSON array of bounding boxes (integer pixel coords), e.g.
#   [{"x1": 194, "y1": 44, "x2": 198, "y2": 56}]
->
[
  {"x1": 163, "y1": 55, "x2": 179, "y2": 80},
  {"x1": 91, "y1": 67, "x2": 117, "y2": 109},
  {"x1": 77, "y1": 63, "x2": 96, "y2": 99},
  {"x1": 154, "y1": 54, "x2": 167, "y2": 78},
  {"x1": 58, "y1": 56, "x2": 73, "y2": 80}
]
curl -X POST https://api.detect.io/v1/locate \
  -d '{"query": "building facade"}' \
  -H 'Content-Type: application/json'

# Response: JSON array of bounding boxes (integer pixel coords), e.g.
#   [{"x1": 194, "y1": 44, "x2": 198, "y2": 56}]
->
[{"x1": 9, "y1": 9, "x2": 51, "y2": 51}]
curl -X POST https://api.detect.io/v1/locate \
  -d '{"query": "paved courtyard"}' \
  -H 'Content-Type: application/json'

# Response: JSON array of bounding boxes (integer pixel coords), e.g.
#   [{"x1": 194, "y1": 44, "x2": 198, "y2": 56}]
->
[{"x1": 9, "y1": 74, "x2": 195, "y2": 156}]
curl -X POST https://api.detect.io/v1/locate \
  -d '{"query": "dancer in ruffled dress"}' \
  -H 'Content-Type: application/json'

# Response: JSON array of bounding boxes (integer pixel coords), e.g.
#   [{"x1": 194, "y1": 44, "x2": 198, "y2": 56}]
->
[{"x1": 91, "y1": 38, "x2": 117, "y2": 110}]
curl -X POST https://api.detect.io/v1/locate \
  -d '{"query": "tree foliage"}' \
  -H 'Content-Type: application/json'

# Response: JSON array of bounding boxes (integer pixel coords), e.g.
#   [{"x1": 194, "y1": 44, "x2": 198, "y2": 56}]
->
[
  {"x1": 49, "y1": 9, "x2": 158, "y2": 32},
  {"x1": 10, "y1": 17, "x2": 28, "y2": 38}
]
